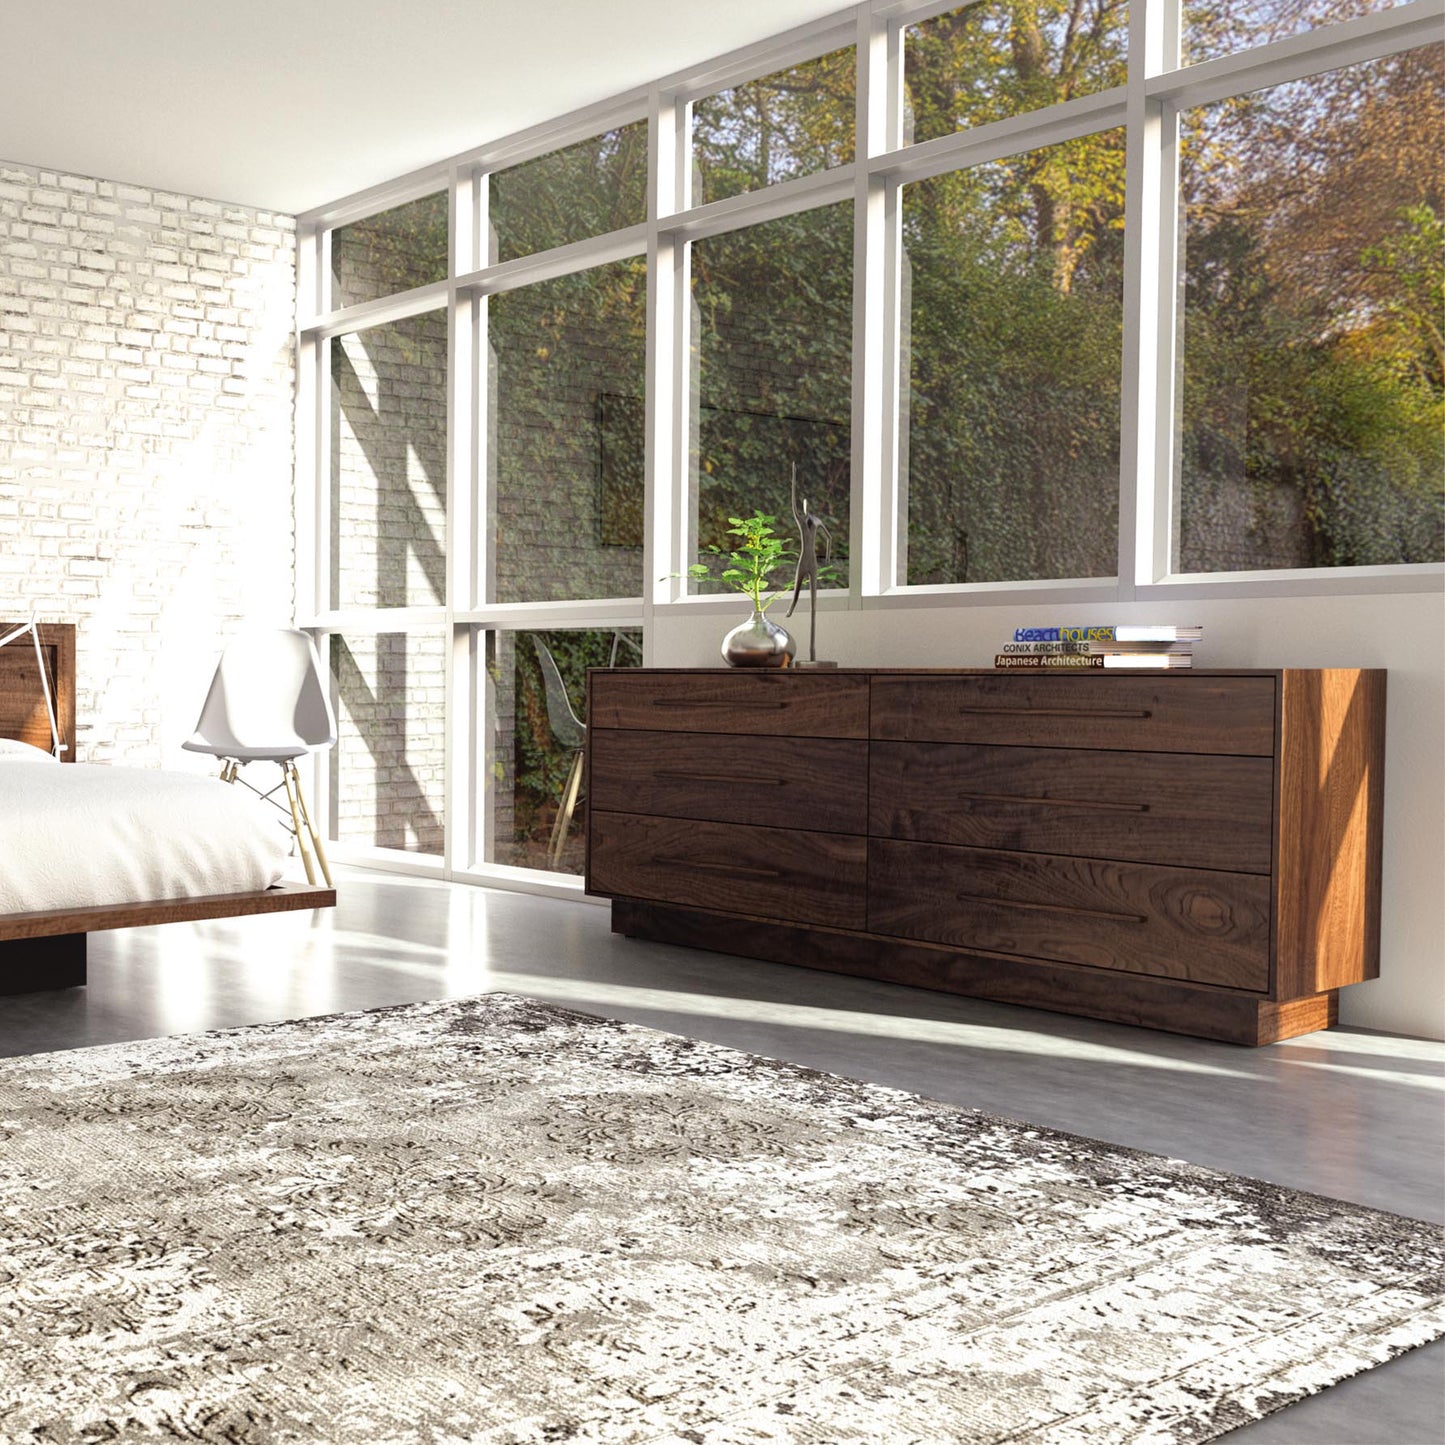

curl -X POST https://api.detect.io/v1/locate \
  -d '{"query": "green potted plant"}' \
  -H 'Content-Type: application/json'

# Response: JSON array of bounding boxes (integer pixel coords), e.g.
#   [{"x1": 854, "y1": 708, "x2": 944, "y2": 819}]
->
[{"x1": 687, "y1": 512, "x2": 798, "y2": 667}]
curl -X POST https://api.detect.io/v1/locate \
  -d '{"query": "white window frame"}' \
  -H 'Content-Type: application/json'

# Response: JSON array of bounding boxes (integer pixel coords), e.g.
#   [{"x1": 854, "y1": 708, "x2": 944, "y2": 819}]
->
[{"x1": 295, "y1": 0, "x2": 1445, "y2": 892}]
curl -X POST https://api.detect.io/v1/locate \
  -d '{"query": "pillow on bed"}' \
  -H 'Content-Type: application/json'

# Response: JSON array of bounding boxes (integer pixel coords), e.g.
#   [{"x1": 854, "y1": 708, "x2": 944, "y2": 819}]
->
[{"x1": 0, "y1": 737, "x2": 59, "y2": 762}]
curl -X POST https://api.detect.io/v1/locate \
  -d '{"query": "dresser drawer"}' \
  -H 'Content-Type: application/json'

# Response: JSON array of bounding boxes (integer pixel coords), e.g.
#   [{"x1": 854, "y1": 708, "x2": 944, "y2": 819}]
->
[
  {"x1": 870, "y1": 742, "x2": 1275, "y2": 873},
  {"x1": 589, "y1": 812, "x2": 867, "y2": 928},
  {"x1": 870, "y1": 675, "x2": 1276, "y2": 756},
  {"x1": 868, "y1": 840, "x2": 1271, "y2": 991},
  {"x1": 590, "y1": 730, "x2": 868, "y2": 834},
  {"x1": 590, "y1": 671, "x2": 869, "y2": 738}
]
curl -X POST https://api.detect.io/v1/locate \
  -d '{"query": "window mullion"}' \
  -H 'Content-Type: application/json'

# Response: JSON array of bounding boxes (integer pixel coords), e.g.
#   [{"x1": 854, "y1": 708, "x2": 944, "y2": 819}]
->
[
  {"x1": 1120, "y1": 0, "x2": 1182, "y2": 594},
  {"x1": 647, "y1": 88, "x2": 683, "y2": 620},
  {"x1": 855, "y1": 6, "x2": 901, "y2": 597},
  {"x1": 446, "y1": 164, "x2": 477, "y2": 875}
]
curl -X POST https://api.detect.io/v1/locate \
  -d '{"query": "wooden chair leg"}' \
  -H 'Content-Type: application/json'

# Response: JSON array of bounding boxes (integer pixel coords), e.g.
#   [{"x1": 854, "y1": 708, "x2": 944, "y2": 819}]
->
[
  {"x1": 289, "y1": 764, "x2": 333, "y2": 888},
  {"x1": 549, "y1": 749, "x2": 585, "y2": 869},
  {"x1": 281, "y1": 761, "x2": 318, "y2": 886}
]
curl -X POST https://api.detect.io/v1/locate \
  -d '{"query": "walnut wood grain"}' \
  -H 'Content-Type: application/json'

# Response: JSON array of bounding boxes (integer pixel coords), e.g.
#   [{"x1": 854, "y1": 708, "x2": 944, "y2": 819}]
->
[
  {"x1": 589, "y1": 730, "x2": 868, "y2": 834},
  {"x1": 870, "y1": 741, "x2": 1275, "y2": 873},
  {"x1": 588, "y1": 670, "x2": 869, "y2": 738},
  {"x1": 0, "y1": 621, "x2": 76, "y2": 761},
  {"x1": 868, "y1": 839, "x2": 1271, "y2": 991},
  {"x1": 870, "y1": 674, "x2": 1277, "y2": 755},
  {"x1": 611, "y1": 901, "x2": 1334, "y2": 1046},
  {"x1": 589, "y1": 812, "x2": 866, "y2": 928},
  {"x1": 0, "y1": 882, "x2": 337, "y2": 943},
  {"x1": 585, "y1": 668, "x2": 1384, "y2": 1043},
  {"x1": 1274, "y1": 669, "x2": 1386, "y2": 997}
]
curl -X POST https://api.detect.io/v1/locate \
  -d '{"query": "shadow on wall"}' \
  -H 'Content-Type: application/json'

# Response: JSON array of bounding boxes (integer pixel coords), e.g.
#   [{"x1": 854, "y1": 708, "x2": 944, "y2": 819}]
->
[
  {"x1": 330, "y1": 318, "x2": 448, "y2": 611},
  {"x1": 329, "y1": 634, "x2": 444, "y2": 855}
]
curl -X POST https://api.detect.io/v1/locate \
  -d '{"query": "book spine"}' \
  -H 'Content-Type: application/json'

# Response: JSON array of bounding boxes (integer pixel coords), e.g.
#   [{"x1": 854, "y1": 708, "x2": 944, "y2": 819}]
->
[
  {"x1": 1083, "y1": 640, "x2": 1192, "y2": 654},
  {"x1": 994, "y1": 653, "x2": 1104, "y2": 669},
  {"x1": 997, "y1": 642, "x2": 1091, "y2": 655},
  {"x1": 1013, "y1": 626, "x2": 1122, "y2": 643},
  {"x1": 1013, "y1": 625, "x2": 1201, "y2": 642}
]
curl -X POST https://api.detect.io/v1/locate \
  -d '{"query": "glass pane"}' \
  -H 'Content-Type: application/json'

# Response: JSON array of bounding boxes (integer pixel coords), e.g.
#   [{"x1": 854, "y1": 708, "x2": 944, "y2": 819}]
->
[
  {"x1": 901, "y1": 131, "x2": 1126, "y2": 585},
  {"x1": 1187, "y1": 1, "x2": 1407, "y2": 67},
  {"x1": 1177, "y1": 49, "x2": 1444, "y2": 572},
  {"x1": 484, "y1": 627, "x2": 642, "y2": 875},
  {"x1": 692, "y1": 48, "x2": 856, "y2": 205},
  {"x1": 329, "y1": 632, "x2": 447, "y2": 856},
  {"x1": 489, "y1": 258, "x2": 647, "y2": 602},
  {"x1": 331, "y1": 192, "x2": 448, "y2": 309},
  {"x1": 489, "y1": 123, "x2": 647, "y2": 263},
  {"x1": 905, "y1": 2, "x2": 1127, "y2": 147},
  {"x1": 330, "y1": 311, "x2": 448, "y2": 609},
  {"x1": 690, "y1": 203, "x2": 853, "y2": 593}
]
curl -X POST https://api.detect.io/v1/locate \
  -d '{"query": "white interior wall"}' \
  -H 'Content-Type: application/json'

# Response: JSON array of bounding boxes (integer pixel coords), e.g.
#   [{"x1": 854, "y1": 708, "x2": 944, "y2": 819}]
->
[{"x1": 652, "y1": 590, "x2": 1445, "y2": 1041}]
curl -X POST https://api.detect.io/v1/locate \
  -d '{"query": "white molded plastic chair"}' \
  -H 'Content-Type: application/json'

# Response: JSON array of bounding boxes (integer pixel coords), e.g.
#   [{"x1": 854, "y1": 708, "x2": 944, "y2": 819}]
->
[{"x1": 183, "y1": 629, "x2": 337, "y2": 886}]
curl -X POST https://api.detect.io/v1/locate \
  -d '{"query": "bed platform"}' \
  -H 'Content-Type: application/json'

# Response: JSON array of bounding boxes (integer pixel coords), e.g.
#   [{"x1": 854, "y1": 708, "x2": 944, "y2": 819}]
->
[
  {"x1": 1, "y1": 621, "x2": 336, "y2": 993},
  {"x1": 0, "y1": 881, "x2": 336, "y2": 993}
]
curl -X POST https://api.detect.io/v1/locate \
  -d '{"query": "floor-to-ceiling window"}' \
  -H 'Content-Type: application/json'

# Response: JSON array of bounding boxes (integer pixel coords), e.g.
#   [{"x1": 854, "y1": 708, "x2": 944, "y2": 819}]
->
[{"x1": 296, "y1": 0, "x2": 1442, "y2": 892}]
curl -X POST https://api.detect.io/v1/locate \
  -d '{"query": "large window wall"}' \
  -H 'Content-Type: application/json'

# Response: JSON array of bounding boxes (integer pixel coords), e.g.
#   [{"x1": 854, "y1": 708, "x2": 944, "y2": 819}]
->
[{"x1": 297, "y1": 0, "x2": 1443, "y2": 892}]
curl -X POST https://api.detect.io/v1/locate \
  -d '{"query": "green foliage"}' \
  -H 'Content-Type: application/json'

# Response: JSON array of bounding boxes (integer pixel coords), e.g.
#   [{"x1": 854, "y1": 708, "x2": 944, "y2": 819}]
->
[
  {"x1": 693, "y1": 47, "x2": 856, "y2": 203},
  {"x1": 492, "y1": 123, "x2": 649, "y2": 262},
  {"x1": 335, "y1": 2, "x2": 1442, "y2": 589},
  {"x1": 1362, "y1": 205, "x2": 1445, "y2": 392},
  {"x1": 1177, "y1": 43, "x2": 1445, "y2": 569},
  {"x1": 685, "y1": 513, "x2": 796, "y2": 613},
  {"x1": 691, "y1": 204, "x2": 854, "y2": 584}
]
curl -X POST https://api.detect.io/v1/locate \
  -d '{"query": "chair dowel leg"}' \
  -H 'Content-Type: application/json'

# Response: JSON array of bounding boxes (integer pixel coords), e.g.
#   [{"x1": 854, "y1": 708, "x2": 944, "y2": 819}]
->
[
  {"x1": 282, "y1": 762, "x2": 318, "y2": 886},
  {"x1": 546, "y1": 784, "x2": 567, "y2": 870},
  {"x1": 550, "y1": 750, "x2": 584, "y2": 869},
  {"x1": 290, "y1": 769, "x2": 333, "y2": 888}
]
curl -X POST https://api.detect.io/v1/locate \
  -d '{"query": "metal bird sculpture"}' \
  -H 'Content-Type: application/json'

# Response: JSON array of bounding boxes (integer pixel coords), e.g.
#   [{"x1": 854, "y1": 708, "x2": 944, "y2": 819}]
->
[{"x1": 784, "y1": 465, "x2": 832, "y2": 665}]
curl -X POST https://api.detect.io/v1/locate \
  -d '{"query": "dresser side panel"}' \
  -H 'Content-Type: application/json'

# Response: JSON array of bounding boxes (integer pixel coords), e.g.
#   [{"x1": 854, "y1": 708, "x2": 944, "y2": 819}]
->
[{"x1": 1275, "y1": 669, "x2": 1386, "y2": 997}]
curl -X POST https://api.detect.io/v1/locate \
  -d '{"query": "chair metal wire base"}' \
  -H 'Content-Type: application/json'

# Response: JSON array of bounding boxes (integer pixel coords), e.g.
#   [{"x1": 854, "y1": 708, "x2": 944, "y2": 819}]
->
[{"x1": 222, "y1": 759, "x2": 334, "y2": 888}]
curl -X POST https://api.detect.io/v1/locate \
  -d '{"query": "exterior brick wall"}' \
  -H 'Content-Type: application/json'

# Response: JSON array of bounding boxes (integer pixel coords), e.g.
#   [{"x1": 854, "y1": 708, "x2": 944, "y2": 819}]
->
[
  {"x1": 330, "y1": 314, "x2": 448, "y2": 610},
  {"x1": 329, "y1": 631, "x2": 447, "y2": 855},
  {"x1": 0, "y1": 160, "x2": 296, "y2": 765}
]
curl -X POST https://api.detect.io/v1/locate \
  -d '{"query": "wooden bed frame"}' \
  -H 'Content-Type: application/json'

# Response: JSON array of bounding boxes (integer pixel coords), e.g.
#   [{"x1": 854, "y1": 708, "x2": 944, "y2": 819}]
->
[{"x1": 0, "y1": 622, "x2": 336, "y2": 994}]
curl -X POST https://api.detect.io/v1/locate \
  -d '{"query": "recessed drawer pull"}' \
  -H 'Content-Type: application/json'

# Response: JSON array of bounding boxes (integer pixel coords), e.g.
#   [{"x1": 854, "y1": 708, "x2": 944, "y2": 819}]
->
[
  {"x1": 653, "y1": 856, "x2": 784, "y2": 880},
  {"x1": 656, "y1": 771, "x2": 787, "y2": 787},
  {"x1": 651, "y1": 698, "x2": 791, "y2": 710},
  {"x1": 953, "y1": 892, "x2": 1148, "y2": 924},
  {"x1": 954, "y1": 707, "x2": 1153, "y2": 721},
  {"x1": 959, "y1": 791, "x2": 1149, "y2": 814}
]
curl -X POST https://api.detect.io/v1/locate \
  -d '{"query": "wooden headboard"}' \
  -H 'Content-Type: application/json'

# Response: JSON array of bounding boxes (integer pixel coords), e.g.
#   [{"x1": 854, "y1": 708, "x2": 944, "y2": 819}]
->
[{"x1": 0, "y1": 622, "x2": 77, "y2": 761}]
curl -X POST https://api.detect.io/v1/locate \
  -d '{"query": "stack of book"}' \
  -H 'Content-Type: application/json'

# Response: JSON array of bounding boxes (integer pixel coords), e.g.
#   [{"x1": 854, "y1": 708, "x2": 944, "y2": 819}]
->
[{"x1": 994, "y1": 624, "x2": 1202, "y2": 670}]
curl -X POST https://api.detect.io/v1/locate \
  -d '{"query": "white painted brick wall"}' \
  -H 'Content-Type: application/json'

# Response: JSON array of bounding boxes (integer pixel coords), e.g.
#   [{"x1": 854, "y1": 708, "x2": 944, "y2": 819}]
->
[{"x1": 0, "y1": 160, "x2": 296, "y2": 766}]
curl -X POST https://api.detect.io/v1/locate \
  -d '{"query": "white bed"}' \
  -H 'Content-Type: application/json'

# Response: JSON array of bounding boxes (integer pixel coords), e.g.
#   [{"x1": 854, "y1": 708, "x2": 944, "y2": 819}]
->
[
  {"x1": 0, "y1": 620, "x2": 335, "y2": 994},
  {"x1": 0, "y1": 739, "x2": 291, "y2": 915}
]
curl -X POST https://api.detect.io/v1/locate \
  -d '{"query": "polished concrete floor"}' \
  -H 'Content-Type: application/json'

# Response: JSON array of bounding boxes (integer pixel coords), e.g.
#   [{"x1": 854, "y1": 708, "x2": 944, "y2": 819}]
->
[{"x1": 4, "y1": 867, "x2": 1442, "y2": 1443}]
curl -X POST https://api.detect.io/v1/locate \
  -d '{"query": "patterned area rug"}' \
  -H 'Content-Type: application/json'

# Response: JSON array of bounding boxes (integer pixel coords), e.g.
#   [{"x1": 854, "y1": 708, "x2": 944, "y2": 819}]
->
[{"x1": 1, "y1": 994, "x2": 1441, "y2": 1444}]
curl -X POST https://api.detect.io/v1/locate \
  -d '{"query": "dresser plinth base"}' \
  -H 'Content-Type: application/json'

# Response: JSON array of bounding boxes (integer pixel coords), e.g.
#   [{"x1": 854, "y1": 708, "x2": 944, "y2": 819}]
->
[{"x1": 611, "y1": 900, "x2": 1338, "y2": 1047}]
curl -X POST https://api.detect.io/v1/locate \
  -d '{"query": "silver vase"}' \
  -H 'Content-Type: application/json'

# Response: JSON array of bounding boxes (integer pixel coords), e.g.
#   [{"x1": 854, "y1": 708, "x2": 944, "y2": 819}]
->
[{"x1": 721, "y1": 609, "x2": 795, "y2": 668}]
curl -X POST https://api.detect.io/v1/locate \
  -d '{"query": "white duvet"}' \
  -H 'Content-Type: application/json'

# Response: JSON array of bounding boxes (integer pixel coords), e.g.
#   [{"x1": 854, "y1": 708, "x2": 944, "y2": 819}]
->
[{"x1": 0, "y1": 751, "x2": 291, "y2": 915}]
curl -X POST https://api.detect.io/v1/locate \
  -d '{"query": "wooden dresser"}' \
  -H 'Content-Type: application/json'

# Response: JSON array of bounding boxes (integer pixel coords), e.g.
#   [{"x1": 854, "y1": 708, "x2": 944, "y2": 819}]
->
[{"x1": 584, "y1": 669, "x2": 1385, "y2": 1045}]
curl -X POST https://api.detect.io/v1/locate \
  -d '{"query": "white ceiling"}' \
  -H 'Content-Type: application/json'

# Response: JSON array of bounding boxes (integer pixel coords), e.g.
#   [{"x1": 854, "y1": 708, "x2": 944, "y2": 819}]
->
[{"x1": 3, "y1": 0, "x2": 850, "y2": 216}]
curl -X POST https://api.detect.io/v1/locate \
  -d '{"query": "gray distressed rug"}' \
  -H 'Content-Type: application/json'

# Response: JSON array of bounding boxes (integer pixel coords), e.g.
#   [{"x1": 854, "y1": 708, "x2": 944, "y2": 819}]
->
[{"x1": 0, "y1": 993, "x2": 1440, "y2": 1444}]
